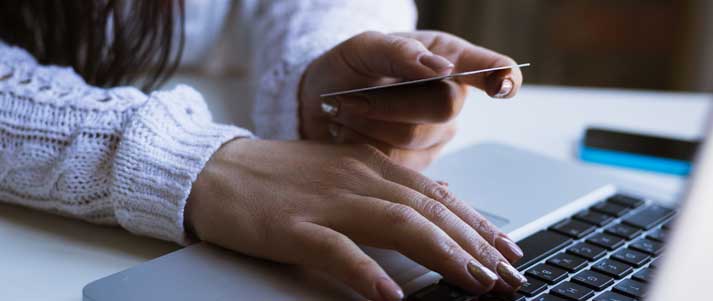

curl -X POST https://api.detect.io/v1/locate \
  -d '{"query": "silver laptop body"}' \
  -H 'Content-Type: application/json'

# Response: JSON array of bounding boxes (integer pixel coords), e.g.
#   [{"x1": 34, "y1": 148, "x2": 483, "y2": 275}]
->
[{"x1": 84, "y1": 114, "x2": 713, "y2": 300}]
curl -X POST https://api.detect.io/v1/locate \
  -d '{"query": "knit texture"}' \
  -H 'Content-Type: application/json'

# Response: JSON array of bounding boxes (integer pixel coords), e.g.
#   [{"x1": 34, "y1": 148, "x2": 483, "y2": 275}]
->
[
  {"x1": 0, "y1": 0, "x2": 415, "y2": 244},
  {"x1": 0, "y1": 43, "x2": 251, "y2": 244},
  {"x1": 249, "y1": 0, "x2": 417, "y2": 139}
]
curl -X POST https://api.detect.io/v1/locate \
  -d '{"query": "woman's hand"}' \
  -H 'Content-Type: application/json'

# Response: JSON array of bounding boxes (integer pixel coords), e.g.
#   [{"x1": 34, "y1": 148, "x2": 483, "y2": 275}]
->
[
  {"x1": 299, "y1": 31, "x2": 524, "y2": 170},
  {"x1": 186, "y1": 139, "x2": 526, "y2": 301}
]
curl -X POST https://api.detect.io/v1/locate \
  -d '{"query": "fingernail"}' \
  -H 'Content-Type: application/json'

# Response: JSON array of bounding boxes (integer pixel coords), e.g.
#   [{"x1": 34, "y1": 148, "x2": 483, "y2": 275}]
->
[
  {"x1": 321, "y1": 98, "x2": 339, "y2": 117},
  {"x1": 436, "y1": 180, "x2": 449, "y2": 187},
  {"x1": 376, "y1": 279, "x2": 404, "y2": 301},
  {"x1": 467, "y1": 260, "x2": 499, "y2": 288},
  {"x1": 494, "y1": 78, "x2": 513, "y2": 98},
  {"x1": 495, "y1": 235, "x2": 524, "y2": 263},
  {"x1": 328, "y1": 123, "x2": 340, "y2": 138},
  {"x1": 418, "y1": 53, "x2": 454, "y2": 75},
  {"x1": 496, "y1": 261, "x2": 527, "y2": 289},
  {"x1": 338, "y1": 95, "x2": 370, "y2": 115}
]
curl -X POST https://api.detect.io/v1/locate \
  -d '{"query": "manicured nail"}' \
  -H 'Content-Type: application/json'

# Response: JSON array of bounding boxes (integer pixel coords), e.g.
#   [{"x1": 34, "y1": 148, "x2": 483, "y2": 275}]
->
[
  {"x1": 495, "y1": 235, "x2": 524, "y2": 263},
  {"x1": 467, "y1": 260, "x2": 499, "y2": 288},
  {"x1": 494, "y1": 78, "x2": 513, "y2": 98},
  {"x1": 418, "y1": 53, "x2": 454, "y2": 75},
  {"x1": 496, "y1": 261, "x2": 527, "y2": 289},
  {"x1": 328, "y1": 123, "x2": 340, "y2": 138},
  {"x1": 376, "y1": 278, "x2": 404, "y2": 301},
  {"x1": 321, "y1": 98, "x2": 339, "y2": 117}
]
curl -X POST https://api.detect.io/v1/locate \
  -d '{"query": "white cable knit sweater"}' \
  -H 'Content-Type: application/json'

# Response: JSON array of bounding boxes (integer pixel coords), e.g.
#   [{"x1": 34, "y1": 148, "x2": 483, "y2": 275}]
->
[{"x1": 0, "y1": 0, "x2": 416, "y2": 244}]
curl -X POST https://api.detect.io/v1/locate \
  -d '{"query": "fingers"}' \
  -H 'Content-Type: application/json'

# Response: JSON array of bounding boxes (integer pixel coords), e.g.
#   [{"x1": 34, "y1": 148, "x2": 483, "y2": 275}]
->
[
  {"x1": 371, "y1": 182, "x2": 521, "y2": 288},
  {"x1": 333, "y1": 112, "x2": 456, "y2": 149},
  {"x1": 454, "y1": 45, "x2": 523, "y2": 99},
  {"x1": 340, "y1": 31, "x2": 454, "y2": 80},
  {"x1": 328, "y1": 123, "x2": 445, "y2": 171},
  {"x1": 323, "y1": 80, "x2": 466, "y2": 124},
  {"x1": 367, "y1": 179, "x2": 526, "y2": 291},
  {"x1": 381, "y1": 163, "x2": 525, "y2": 265},
  {"x1": 290, "y1": 222, "x2": 404, "y2": 301},
  {"x1": 324, "y1": 195, "x2": 499, "y2": 294},
  {"x1": 393, "y1": 31, "x2": 523, "y2": 99}
]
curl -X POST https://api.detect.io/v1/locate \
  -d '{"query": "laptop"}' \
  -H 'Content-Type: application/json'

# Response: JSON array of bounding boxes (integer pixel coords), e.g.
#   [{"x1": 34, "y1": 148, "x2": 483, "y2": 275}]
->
[{"x1": 83, "y1": 119, "x2": 713, "y2": 301}]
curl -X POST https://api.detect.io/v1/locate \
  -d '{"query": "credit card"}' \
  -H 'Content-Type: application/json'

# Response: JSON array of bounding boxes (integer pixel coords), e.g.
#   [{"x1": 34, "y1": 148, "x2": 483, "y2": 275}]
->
[{"x1": 320, "y1": 63, "x2": 530, "y2": 98}]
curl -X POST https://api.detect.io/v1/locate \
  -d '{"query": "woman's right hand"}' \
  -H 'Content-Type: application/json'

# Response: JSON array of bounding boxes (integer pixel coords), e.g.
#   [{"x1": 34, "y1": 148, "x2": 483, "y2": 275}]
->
[{"x1": 185, "y1": 139, "x2": 526, "y2": 301}]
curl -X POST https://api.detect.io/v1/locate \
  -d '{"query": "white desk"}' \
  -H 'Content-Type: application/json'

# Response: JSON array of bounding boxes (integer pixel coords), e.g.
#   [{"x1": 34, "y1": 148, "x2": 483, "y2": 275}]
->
[{"x1": 0, "y1": 84, "x2": 709, "y2": 301}]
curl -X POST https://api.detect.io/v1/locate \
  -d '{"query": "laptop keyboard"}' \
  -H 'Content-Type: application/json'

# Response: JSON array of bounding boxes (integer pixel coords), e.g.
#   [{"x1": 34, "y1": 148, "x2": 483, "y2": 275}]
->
[{"x1": 407, "y1": 194, "x2": 675, "y2": 301}]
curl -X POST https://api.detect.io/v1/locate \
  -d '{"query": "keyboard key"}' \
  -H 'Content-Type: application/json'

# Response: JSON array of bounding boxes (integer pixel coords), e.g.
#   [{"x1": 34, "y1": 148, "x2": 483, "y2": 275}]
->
[
  {"x1": 518, "y1": 278, "x2": 547, "y2": 297},
  {"x1": 479, "y1": 293, "x2": 527, "y2": 301},
  {"x1": 567, "y1": 243, "x2": 606, "y2": 261},
  {"x1": 622, "y1": 205, "x2": 675, "y2": 230},
  {"x1": 532, "y1": 294, "x2": 568, "y2": 301},
  {"x1": 592, "y1": 291, "x2": 637, "y2": 301},
  {"x1": 547, "y1": 253, "x2": 588, "y2": 272},
  {"x1": 574, "y1": 210, "x2": 615, "y2": 226},
  {"x1": 607, "y1": 194, "x2": 645, "y2": 208},
  {"x1": 650, "y1": 257, "x2": 663, "y2": 269},
  {"x1": 572, "y1": 270, "x2": 614, "y2": 291},
  {"x1": 613, "y1": 279, "x2": 647, "y2": 299},
  {"x1": 526, "y1": 264, "x2": 568, "y2": 284},
  {"x1": 662, "y1": 220, "x2": 674, "y2": 230},
  {"x1": 550, "y1": 219, "x2": 596, "y2": 238},
  {"x1": 646, "y1": 228, "x2": 667, "y2": 242},
  {"x1": 592, "y1": 259, "x2": 633, "y2": 279},
  {"x1": 591, "y1": 202, "x2": 631, "y2": 217},
  {"x1": 551, "y1": 282, "x2": 595, "y2": 301},
  {"x1": 611, "y1": 249, "x2": 650, "y2": 267},
  {"x1": 632, "y1": 268, "x2": 655, "y2": 283},
  {"x1": 630, "y1": 238, "x2": 664, "y2": 255},
  {"x1": 605, "y1": 223, "x2": 642, "y2": 240},
  {"x1": 586, "y1": 233, "x2": 625, "y2": 250},
  {"x1": 515, "y1": 230, "x2": 573, "y2": 270}
]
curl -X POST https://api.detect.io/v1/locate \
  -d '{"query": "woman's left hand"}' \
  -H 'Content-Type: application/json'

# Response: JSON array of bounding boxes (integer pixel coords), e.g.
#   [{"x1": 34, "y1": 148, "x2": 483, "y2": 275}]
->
[{"x1": 299, "y1": 31, "x2": 523, "y2": 170}]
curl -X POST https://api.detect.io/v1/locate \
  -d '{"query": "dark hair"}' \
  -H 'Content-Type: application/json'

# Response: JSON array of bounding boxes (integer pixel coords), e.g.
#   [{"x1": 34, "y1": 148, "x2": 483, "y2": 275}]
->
[{"x1": 0, "y1": 0, "x2": 185, "y2": 91}]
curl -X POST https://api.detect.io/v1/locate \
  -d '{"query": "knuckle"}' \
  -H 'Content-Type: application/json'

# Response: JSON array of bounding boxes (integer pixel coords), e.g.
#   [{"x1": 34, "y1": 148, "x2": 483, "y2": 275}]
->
[
  {"x1": 421, "y1": 199, "x2": 451, "y2": 223},
  {"x1": 336, "y1": 156, "x2": 369, "y2": 173},
  {"x1": 388, "y1": 36, "x2": 421, "y2": 53},
  {"x1": 475, "y1": 240, "x2": 499, "y2": 263},
  {"x1": 317, "y1": 232, "x2": 349, "y2": 255},
  {"x1": 440, "y1": 240, "x2": 463, "y2": 261},
  {"x1": 473, "y1": 217, "x2": 498, "y2": 242},
  {"x1": 356, "y1": 144, "x2": 391, "y2": 168},
  {"x1": 348, "y1": 258, "x2": 376, "y2": 280},
  {"x1": 385, "y1": 203, "x2": 420, "y2": 226},
  {"x1": 429, "y1": 183, "x2": 458, "y2": 204}
]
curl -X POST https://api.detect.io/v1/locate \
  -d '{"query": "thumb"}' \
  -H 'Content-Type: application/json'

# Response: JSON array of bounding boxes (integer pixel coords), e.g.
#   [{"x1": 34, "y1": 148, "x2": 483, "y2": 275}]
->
[{"x1": 340, "y1": 31, "x2": 454, "y2": 80}]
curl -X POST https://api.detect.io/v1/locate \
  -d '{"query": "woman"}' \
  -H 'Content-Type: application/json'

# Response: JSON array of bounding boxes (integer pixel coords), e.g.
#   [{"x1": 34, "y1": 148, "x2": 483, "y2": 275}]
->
[{"x1": 0, "y1": 0, "x2": 526, "y2": 300}]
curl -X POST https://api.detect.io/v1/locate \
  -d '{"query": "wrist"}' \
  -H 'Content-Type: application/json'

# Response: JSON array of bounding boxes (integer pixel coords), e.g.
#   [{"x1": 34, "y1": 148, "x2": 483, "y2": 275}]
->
[{"x1": 185, "y1": 137, "x2": 250, "y2": 241}]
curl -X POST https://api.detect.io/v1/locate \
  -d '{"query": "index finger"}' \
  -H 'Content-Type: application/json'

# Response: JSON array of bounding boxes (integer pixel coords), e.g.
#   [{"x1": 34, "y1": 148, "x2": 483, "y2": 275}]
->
[{"x1": 379, "y1": 160, "x2": 524, "y2": 264}]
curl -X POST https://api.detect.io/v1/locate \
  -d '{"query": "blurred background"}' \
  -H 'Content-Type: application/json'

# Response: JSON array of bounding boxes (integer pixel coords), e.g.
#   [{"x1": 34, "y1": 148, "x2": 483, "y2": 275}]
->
[{"x1": 415, "y1": 0, "x2": 713, "y2": 92}]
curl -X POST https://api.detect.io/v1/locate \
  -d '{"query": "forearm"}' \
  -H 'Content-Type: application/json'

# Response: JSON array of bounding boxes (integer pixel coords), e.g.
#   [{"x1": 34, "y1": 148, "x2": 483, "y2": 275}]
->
[
  {"x1": 248, "y1": 0, "x2": 418, "y2": 139},
  {"x1": 0, "y1": 42, "x2": 251, "y2": 244}
]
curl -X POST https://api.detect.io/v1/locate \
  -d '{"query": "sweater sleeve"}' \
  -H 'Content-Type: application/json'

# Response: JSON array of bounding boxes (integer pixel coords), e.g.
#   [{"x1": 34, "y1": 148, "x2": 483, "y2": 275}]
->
[
  {"x1": 0, "y1": 43, "x2": 252, "y2": 245},
  {"x1": 248, "y1": 0, "x2": 418, "y2": 140}
]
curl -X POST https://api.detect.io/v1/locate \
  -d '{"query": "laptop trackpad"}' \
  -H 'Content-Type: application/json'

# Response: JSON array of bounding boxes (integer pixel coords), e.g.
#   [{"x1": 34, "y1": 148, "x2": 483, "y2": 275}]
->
[{"x1": 424, "y1": 143, "x2": 615, "y2": 237}]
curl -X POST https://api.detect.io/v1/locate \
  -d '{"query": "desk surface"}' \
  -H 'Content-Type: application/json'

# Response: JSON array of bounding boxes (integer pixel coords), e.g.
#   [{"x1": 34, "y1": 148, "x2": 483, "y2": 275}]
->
[{"x1": 0, "y1": 84, "x2": 709, "y2": 301}]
